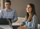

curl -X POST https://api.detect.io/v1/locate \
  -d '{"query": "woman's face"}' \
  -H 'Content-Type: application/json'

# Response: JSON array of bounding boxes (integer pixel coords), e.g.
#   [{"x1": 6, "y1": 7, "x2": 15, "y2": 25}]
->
[{"x1": 26, "y1": 4, "x2": 32, "y2": 13}]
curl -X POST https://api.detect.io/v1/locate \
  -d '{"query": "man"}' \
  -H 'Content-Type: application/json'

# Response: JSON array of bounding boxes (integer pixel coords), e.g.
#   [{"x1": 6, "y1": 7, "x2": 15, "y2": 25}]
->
[{"x1": 0, "y1": 0, "x2": 18, "y2": 23}]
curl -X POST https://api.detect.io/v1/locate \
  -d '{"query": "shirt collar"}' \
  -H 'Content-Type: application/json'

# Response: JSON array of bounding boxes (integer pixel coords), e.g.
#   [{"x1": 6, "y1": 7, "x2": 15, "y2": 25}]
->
[{"x1": 5, "y1": 8, "x2": 12, "y2": 12}]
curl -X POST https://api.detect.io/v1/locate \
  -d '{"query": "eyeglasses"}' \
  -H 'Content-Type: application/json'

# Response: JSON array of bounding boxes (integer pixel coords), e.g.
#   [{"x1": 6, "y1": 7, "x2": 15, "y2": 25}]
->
[{"x1": 6, "y1": 4, "x2": 10, "y2": 6}]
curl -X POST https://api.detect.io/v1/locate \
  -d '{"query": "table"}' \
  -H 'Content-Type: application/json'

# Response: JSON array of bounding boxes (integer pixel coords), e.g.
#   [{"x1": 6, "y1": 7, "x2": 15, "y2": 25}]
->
[
  {"x1": 0, "y1": 23, "x2": 40, "y2": 29},
  {"x1": 0, "y1": 25, "x2": 12, "y2": 29}
]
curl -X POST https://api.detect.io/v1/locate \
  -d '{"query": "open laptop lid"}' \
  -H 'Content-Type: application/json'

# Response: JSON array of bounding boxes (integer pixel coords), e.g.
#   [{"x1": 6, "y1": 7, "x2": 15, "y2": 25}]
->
[{"x1": 0, "y1": 18, "x2": 11, "y2": 25}]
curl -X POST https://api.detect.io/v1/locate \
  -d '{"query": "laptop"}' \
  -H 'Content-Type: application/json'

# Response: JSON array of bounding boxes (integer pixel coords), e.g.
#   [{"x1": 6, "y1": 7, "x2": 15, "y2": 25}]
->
[
  {"x1": 0, "y1": 18, "x2": 19, "y2": 29},
  {"x1": 0, "y1": 18, "x2": 11, "y2": 25}
]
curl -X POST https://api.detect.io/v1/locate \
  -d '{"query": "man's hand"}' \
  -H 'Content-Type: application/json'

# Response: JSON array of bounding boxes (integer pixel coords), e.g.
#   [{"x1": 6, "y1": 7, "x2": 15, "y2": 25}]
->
[{"x1": 11, "y1": 20, "x2": 14, "y2": 23}]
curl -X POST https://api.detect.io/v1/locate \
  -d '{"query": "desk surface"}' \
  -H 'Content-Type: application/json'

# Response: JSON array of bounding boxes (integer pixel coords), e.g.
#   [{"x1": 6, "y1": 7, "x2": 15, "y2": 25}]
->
[
  {"x1": 0, "y1": 23, "x2": 40, "y2": 29},
  {"x1": 0, "y1": 25, "x2": 12, "y2": 29},
  {"x1": 12, "y1": 23, "x2": 40, "y2": 29}
]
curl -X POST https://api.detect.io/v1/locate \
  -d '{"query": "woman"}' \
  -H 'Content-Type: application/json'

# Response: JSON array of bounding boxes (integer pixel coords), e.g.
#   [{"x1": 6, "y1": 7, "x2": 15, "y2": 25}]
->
[{"x1": 17, "y1": 3, "x2": 38, "y2": 29}]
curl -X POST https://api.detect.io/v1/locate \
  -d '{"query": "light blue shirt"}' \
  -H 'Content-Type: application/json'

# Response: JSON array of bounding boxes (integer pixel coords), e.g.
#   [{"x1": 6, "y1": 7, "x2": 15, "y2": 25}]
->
[
  {"x1": 21, "y1": 15, "x2": 38, "y2": 29},
  {"x1": 0, "y1": 8, "x2": 18, "y2": 22}
]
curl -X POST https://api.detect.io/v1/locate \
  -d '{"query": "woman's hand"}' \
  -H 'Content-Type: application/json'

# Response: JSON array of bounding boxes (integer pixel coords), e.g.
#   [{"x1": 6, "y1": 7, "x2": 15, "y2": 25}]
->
[{"x1": 17, "y1": 26, "x2": 27, "y2": 29}]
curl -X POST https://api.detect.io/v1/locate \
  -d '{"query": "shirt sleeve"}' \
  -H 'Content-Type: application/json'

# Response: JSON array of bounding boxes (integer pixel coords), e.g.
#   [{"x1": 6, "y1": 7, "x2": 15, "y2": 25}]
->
[
  {"x1": 20, "y1": 16, "x2": 26, "y2": 26},
  {"x1": 27, "y1": 15, "x2": 38, "y2": 29},
  {"x1": 12, "y1": 10, "x2": 18, "y2": 22}
]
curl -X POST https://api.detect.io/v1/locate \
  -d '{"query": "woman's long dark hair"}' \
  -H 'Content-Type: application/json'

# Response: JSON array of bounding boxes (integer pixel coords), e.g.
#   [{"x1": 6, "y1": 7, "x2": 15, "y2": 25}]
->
[{"x1": 26, "y1": 3, "x2": 36, "y2": 22}]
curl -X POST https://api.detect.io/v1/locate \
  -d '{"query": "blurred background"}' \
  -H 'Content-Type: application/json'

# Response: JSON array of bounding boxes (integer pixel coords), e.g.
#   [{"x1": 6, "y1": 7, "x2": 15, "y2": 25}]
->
[{"x1": 0, "y1": 0, "x2": 40, "y2": 24}]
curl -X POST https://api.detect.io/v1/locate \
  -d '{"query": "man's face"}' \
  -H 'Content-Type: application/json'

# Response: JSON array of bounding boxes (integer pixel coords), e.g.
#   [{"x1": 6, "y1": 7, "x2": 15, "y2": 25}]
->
[{"x1": 5, "y1": 2, "x2": 11, "y2": 9}]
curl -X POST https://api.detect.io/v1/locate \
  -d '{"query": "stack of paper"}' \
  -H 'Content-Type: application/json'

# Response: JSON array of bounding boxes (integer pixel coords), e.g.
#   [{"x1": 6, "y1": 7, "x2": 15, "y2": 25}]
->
[{"x1": 12, "y1": 23, "x2": 20, "y2": 26}]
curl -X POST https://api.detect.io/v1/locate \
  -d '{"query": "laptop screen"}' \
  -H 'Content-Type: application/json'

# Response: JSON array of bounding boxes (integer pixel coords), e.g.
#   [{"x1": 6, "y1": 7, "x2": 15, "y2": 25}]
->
[{"x1": 0, "y1": 18, "x2": 11, "y2": 25}]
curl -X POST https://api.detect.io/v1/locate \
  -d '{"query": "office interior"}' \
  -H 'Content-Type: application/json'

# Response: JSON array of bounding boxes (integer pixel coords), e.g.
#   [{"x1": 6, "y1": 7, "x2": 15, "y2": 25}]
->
[{"x1": 0, "y1": 0, "x2": 40, "y2": 29}]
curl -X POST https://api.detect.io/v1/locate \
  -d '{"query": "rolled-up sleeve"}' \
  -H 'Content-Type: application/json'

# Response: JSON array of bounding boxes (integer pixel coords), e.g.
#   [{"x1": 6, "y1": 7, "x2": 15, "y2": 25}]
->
[{"x1": 27, "y1": 15, "x2": 38, "y2": 29}]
